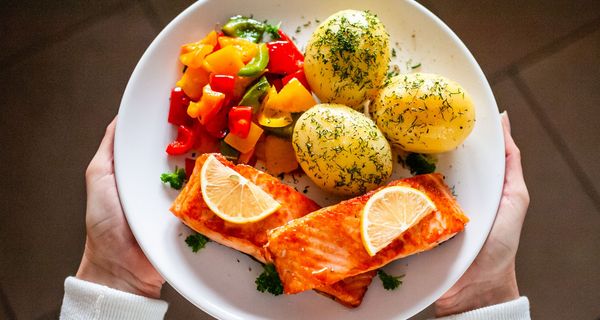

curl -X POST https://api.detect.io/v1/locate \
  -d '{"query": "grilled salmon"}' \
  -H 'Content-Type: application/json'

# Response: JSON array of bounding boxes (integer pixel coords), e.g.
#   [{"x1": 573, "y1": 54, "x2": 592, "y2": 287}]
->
[
  {"x1": 170, "y1": 153, "x2": 375, "y2": 307},
  {"x1": 265, "y1": 173, "x2": 469, "y2": 294}
]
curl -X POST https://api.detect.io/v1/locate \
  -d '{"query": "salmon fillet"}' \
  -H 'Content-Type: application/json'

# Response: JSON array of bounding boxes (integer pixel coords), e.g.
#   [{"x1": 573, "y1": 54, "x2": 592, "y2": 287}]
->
[
  {"x1": 170, "y1": 153, "x2": 375, "y2": 307},
  {"x1": 265, "y1": 173, "x2": 469, "y2": 294}
]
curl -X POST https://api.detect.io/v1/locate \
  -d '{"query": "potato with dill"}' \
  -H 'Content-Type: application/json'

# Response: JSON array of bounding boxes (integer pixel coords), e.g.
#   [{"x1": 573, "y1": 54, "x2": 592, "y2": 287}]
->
[
  {"x1": 304, "y1": 10, "x2": 390, "y2": 110},
  {"x1": 292, "y1": 104, "x2": 392, "y2": 196},
  {"x1": 371, "y1": 73, "x2": 476, "y2": 153}
]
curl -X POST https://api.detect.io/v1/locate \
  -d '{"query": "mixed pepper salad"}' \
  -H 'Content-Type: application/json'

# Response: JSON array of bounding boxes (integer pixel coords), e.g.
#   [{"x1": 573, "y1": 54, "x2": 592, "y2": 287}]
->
[{"x1": 165, "y1": 15, "x2": 316, "y2": 182}]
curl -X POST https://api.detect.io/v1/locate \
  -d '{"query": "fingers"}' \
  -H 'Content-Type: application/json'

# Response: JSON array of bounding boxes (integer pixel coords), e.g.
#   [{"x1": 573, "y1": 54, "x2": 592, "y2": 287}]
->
[
  {"x1": 86, "y1": 117, "x2": 118, "y2": 182},
  {"x1": 500, "y1": 112, "x2": 530, "y2": 207}
]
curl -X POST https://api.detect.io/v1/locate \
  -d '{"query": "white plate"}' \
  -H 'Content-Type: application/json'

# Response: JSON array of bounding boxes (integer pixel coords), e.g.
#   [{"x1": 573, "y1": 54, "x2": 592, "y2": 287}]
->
[{"x1": 114, "y1": 0, "x2": 504, "y2": 319}]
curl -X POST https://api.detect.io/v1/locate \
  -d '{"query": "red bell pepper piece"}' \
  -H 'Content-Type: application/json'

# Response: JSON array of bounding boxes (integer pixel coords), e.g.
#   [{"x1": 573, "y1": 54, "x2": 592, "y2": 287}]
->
[
  {"x1": 228, "y1": 106, "x2": 253, "y2": 138},
  {"x1": 277, "y1": 30, "x2": 300, "y2": 51},
  {"x1": 213, "y1": 31, "x2": 225, "y2": 52},
  {"x1": 168, "y1": 87, "x2": 193, "y2": 126},
  {"x1": 191, "y1": 122, "x2": 221, "y2": 153},
  {"x1": 166, "y1": 125, "x2": 195, "y2": 155},
  {"x1": 266, "y1": 38, "x2": 304, "y2": 75},
  {"x1": 282, "y1": 67, "x2": 310, "y2": 91},
  {"x1": 184, "y1": 157, "x2": 196, "y2": 178},
  {"x1": 209, "y1": 74, "x2": 236, "y2": 96},
  {"x1": 204, "y1": 103, "x2": 230, "y2": 139}
]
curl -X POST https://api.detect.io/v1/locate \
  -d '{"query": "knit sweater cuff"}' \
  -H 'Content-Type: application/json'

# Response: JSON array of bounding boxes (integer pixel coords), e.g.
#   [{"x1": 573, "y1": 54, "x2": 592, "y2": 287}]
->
[
  {"x1": 60, "y1": 276, "x2": 168, "y2": 320},
  {"x1": 436, "y1": 297, "x2": 530, "y2": 320}
]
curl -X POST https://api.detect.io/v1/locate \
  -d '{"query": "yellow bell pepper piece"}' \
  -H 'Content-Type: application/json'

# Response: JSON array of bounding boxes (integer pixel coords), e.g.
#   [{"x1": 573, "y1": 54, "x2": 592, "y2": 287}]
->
[
  {"x1": 200, "y1": 30, "x2": 218, "y2": 46},
  {"x1": 258, "y1": 86, "x2": 293, "y2": 127},
  {"x1": 203, "y1": 46, "x2": 245, "y2": 76},
  {"x1": 176, "y1": 67, "x2": 210, "y2": 100},
  {"x1": 224, "y1": 122, "x2": 264, "y2": 153},
  {"x1": 179, "y1": 31, "x2": 218, "y2": 68},
  {"x1": 218, "y1": 36, "x2": 259, "y2": 63},
  {"x1": 187, "y1": 84, "x2": 226, "y2": 124},
  {"x1": 265, "y1": 78, "x2": 317, "y2": 112},
  {"x1": 179, "y1": 44, "x2": 213, "y2": 68}
]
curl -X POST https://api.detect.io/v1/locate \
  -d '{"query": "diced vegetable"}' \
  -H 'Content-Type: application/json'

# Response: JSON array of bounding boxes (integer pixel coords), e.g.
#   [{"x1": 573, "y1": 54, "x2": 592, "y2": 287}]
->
[
  {"x1": 264, "y1": 135, "x2": 299, "y2": 175},
  {"x1": 218, "y1": 36, "x2": 260, "y2": 63},
  {"x1": 282, "y1": 68, "x2": 310, "y2": 91},
  {"x1": 238, "y1": 148, "x2": 256, "y2": 165},
  {"x1": 266, "y1": 38, "x2": 304, "y2": 75},
  {"x1": 168, "y1": 87, "x2": 193, "y2": 127},
  {"x1": 264, "y1": 78, "x2": 316, "y2": 112},
  {"x1": 187, "y1": 84, "x2": 226, "y2": 124},
  {"x1": 238, "y1": 43, "x2": 270, "y2": 77},
  {"x1": 184, "y1": 157, "x2": 196, "y2": 178},
  {"x1": 179, "y1": 31, "x2": 218, "y2": 68},
  {"x1": 258, "y1": 88, "x2": 293, "y2": 127},
  {"x1": 219, "y1": 140, "x2": 240, "y2": 162},
  {"x1": 166, "y1": 125, "x2": 195, "y2": 155},
  {"x1": 204, "y1": 103, "x2": 229, "y2": 139},
  {"x1": 203, "y1": 45, "x2": 245, "y2": 75},
  {"x1": 176, "y1": 67, "x2": 210, "y2": 101},
  {"x1": 228, "y1": 106, "x2": 253, "y2": 138},
  {"x1": 179, "y1": 43, "x2": 213, "y2": 68},
  {"x1": 238, "y1": 76, "x2": 270, "y2": 113},
  {"x1": 192, "y1": 123, "x2": 220, "y2": 153},
  {"x1": 224, "y1": 122, "x2": 264, "y2": 153},
  {"x1": 222, "y1": 15, "x2": 267, "y2": 43},
  {"x1": 209, "y1": 74, "x2": 236, "y2": 96},
  {"x1": 254, "y1": 138, "x2": 267, "y2": 161}
]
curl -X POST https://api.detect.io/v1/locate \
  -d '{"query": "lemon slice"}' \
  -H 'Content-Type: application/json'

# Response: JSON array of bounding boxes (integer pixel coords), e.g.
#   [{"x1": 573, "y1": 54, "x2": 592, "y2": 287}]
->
[
  {"x1": 361, "y1": 186, "x2": 437, "y2": 256},
  {"x1": 200, "y1": 155, "x2": 281, "y2": 224}
]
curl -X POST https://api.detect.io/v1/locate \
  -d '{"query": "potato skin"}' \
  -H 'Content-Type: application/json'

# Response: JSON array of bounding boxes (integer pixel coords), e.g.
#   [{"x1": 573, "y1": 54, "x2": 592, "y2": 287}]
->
[
  {"x1": 371, "y1": 73, "x2": 476, "y2": 153},
  {"x1": 304, "y1": 10, "x2": 390, "y2": 110},
  {"x1": 292, "y1": 104, "x2": 392, "y2": 196}
]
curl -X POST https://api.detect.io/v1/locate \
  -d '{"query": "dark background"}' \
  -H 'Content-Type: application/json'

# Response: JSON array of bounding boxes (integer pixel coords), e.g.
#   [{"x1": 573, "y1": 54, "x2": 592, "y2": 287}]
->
[{"x1": 1, "y1": 1, "x2": 599, "y2": 319}]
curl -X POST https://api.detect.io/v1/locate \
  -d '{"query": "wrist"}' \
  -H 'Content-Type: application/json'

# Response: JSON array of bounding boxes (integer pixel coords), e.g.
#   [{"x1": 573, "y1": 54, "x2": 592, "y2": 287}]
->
[
  {"x1": 76, "y1": 249, "x2": 162, "y2": 299},
  {"x1": 435, "y1": 268, "x2": 519, "y2": 317}
]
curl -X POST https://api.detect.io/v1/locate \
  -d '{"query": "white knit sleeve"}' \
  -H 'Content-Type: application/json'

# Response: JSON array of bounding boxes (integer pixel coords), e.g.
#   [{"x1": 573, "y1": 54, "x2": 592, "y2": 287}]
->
[
  {"x1": 60, "y1": 276, "x2": 168, "y2": 320},
  {"x1": 436, "y1": 297, "x2": 530, "y2": 320}
]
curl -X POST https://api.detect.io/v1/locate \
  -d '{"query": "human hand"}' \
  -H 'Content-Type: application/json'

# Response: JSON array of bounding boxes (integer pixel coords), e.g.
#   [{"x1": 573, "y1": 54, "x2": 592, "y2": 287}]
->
[
  {"x1": 434, "y1": 112, "x2": 530, "y2": 316},
  {"x1": 76, "y1": 118, "x2": 164, "y2": 298}
]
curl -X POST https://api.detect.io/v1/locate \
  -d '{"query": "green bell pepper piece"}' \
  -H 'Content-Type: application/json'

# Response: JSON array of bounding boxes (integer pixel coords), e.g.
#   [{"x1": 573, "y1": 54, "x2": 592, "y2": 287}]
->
[
  {"x1": 239, "y1": 76, "x2": 270, "y2": 113},
  {"x1": 222, "y1": 16, "x2": 266, "y2": 43},
  {"x1": 238, "y1": 43, "x2": 269, "y2": 77},
  {"x1": 262, "y1": 113, "x2": 302, "y2": 139},
  {"x1": 220, "y1": 140, "x2": 240, "y2": 162}
]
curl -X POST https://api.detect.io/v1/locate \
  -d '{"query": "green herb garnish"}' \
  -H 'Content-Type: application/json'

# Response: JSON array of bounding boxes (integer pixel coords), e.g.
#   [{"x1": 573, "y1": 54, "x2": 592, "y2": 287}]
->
[
  {"x1": 185, "y1": 233, "x2": 210, "y2": 253},
  {"x1": 256, "y1": 263, "x2": 283, "y2": 295},
  {"x1": 160, "y1": 166, "x2": 186, "y2": 190},
  {"x1": 378, "y1": 270, "x2": 404, "y2": 290},
  {"x1": 405, "y1": 153, "x2": 436, "y2": 175}
]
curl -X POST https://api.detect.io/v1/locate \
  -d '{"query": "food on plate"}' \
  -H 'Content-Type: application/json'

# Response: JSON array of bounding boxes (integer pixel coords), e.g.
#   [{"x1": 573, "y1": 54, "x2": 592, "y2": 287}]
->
[
  {"x1": 370, "y1": 73, "x2": 476, "y2": 153},
  {"x1": 263, "y1": 135, "x2": 299, "y2": 176},
  {"x1": 162, "y1": 11, "x2": 475, "y2": 309},
  {"x1": 361, "y1": 185, "x2": 437, "y2": 256},
  {"x1": 292, "y1": 104, "x2": 392, "y2": 196},
  {"x1": 170, "y1": 153, "x2": 376, "y2": 307},
  {"x1": 315, "y1": 270, "x2": 378, "y2": 307},
  {"x1": 164, "y1": 17, "x2": 311, "y2": 171},
  {"x1": 265, "y1": 173, "x2": 469, "y2": 294},
  {"x1": 304, "y1": 10, "x2": 390, "y2": 109},
  {"x1": 200, "y1": 154, "x2": 281, "y2": 223}
]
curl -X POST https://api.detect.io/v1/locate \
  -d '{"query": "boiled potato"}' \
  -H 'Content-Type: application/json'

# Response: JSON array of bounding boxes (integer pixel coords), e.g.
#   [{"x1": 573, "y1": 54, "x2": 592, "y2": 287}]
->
[
  {"x1": 304, "y1": 10, "x2": 390, "y2": 110},
  {"x1": 371, "y1": 73, "x2": 476, "y2": 153},
  {"x1": 292, "y1": 104, "x2": 392, "y2": 196}
]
